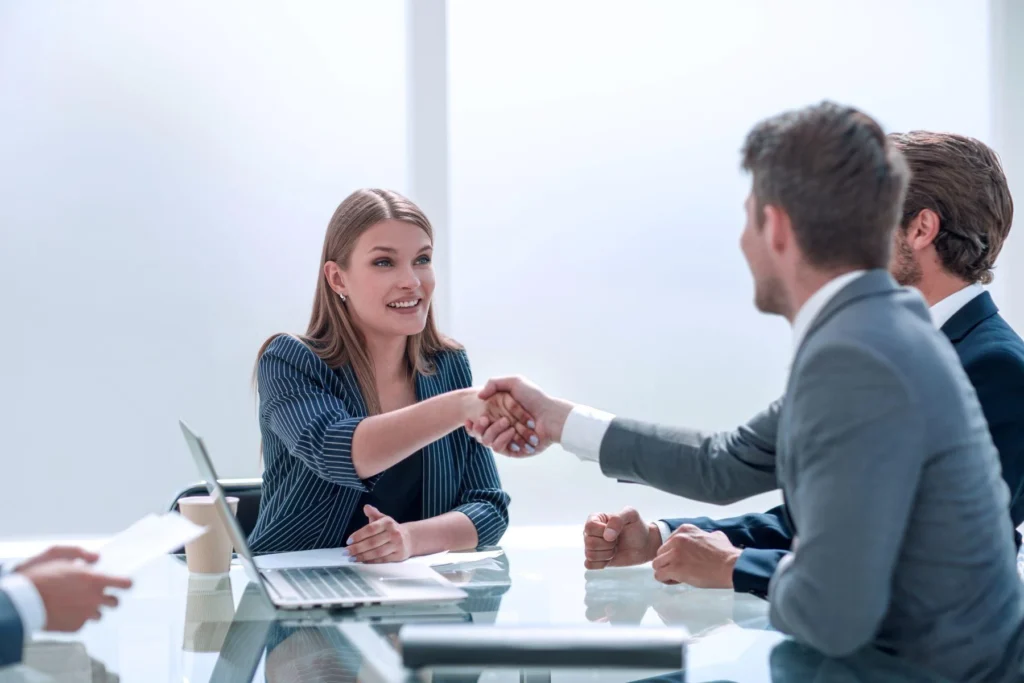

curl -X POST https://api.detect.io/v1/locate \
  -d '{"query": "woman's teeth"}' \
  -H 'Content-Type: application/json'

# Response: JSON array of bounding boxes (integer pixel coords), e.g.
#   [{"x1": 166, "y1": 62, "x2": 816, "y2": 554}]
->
[{"x1": 388, "y1": 299, "x2": 420, "y2": 309}]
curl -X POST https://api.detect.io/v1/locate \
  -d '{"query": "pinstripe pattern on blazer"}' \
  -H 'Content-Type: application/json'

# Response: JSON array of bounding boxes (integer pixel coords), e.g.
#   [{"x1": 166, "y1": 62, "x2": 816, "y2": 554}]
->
[{"x1": 247, "y1": 334, "x2": 510, "y2": 554}]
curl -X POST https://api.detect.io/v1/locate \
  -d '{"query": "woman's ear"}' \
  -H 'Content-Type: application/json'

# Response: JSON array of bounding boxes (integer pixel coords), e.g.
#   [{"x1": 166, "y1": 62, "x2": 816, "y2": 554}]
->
[{"x1": 324, "y1": 261, "x2": 347, "y2": 299}]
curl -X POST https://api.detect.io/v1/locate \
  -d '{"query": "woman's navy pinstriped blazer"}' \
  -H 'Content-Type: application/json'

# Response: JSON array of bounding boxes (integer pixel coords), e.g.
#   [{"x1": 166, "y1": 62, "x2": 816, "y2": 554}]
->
[{"x1": 247, "y1": 334, "x2": 510, "y2": 554}]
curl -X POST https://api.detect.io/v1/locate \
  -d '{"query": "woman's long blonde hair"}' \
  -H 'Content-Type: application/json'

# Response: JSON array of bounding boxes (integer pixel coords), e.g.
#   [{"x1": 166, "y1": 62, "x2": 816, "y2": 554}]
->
[{"x1": 255, "y1": 188, "x2": 459, "y2": 416}]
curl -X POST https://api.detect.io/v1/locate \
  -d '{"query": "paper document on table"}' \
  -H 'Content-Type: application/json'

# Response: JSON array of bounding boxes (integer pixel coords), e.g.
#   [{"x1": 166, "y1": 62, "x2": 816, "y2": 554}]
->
[
  {"x1": 254, "y1": 548, "x2": 450, "y2": 570},
  {"x1": 93, "y1": 513, "x2": 206, "y2": 576},
  {"x1": 427, "y1": 549, "x2": 504, "y2": 567},
  {"x1": 406, "y1": 551, "x2": 451, "y2": 566},
  {"x1": 686, "y1": 623, "x2": 765, "y2": 670},
  {"x1": 254, "y1": 548, "x2": 353, "y2": 570}
]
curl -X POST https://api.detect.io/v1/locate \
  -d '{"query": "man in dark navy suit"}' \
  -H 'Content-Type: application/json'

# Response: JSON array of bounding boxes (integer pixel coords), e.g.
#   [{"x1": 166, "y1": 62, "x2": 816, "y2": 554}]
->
[
  {"x1": 1, "y1": 546, "x2": 131, "y2": 668},
  {"x1": 583, "y1": 131, "x2": 1024, "y2": 597}
]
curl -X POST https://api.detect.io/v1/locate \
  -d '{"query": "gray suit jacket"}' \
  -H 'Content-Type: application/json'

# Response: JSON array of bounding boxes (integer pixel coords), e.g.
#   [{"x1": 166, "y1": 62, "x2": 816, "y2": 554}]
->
[{"x1": 600, "y1": 270, "x2": 1024, "y2": 682}]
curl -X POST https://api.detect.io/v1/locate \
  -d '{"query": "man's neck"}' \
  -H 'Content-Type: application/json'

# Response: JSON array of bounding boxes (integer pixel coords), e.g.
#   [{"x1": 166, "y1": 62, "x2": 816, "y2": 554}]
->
[
  {"x1": 915, "y1": 270, "x2": 972, "y2": 307},
  {"x1": 786, "y1": 266, "x2": 864, "y2": 323}
]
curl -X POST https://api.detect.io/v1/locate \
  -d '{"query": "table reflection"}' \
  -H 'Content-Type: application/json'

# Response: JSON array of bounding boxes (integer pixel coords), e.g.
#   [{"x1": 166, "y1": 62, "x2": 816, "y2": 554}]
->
[
  {"x1": 583, "y1": 566, "x2": 769, "y2": 635},
  {"x1": 0, "y1": 641, "x2": 118, "y2": 683}
]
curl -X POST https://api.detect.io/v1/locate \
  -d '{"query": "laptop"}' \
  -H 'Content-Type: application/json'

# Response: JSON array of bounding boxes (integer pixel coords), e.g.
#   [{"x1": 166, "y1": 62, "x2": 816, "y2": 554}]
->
[{"x1": 178, "y1": 420, "x2": 467, "y2": 610}]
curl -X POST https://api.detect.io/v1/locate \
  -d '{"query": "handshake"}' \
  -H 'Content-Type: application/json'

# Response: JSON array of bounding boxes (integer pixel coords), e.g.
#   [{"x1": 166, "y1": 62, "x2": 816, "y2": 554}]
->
[{"x1": 465, "y1": 376, "x2": 573, "y2": 457}]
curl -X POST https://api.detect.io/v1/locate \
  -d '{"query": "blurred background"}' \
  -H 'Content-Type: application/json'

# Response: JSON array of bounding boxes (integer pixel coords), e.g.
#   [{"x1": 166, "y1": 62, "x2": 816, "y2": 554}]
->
[{"x1": 1, "y1": 0, "x2": 1022, "y2": 537}]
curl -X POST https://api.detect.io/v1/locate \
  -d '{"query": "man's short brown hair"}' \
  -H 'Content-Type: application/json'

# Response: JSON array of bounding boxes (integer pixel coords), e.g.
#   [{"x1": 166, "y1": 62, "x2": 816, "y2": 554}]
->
[
  {"x1": 741, "y1": 101, "x2": 910, "y2": 271},
  {"x1": 889, "y1": 131, "x2": 1013, "y2": 285}
]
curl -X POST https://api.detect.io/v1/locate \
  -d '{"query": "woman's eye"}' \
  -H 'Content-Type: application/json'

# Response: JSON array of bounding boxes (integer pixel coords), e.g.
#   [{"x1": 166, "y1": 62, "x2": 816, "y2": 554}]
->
[
  {"x1": 373, "y1": 259, "x2": 393, "y2": 267},
  {"x1": 415, "y1": 255, "x2": 432, "y2": 265}
]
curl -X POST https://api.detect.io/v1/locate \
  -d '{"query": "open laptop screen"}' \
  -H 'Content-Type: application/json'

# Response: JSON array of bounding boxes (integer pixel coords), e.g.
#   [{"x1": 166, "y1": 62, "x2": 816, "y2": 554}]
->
[{"x1": 178, "y1": 420, "x2": 271, "y2": 596}]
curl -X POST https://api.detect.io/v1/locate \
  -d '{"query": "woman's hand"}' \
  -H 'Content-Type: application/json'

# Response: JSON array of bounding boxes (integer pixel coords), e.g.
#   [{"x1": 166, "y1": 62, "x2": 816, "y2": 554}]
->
[
  {"x1": 347, "y1": 505, "x2": 414, "y2": 563},
  {"x1": 462, "y1": 389, "x2": 540, "y2": 454},
  {"x1": 465, "y1": 377, "x2": 570, "y2": 457}
]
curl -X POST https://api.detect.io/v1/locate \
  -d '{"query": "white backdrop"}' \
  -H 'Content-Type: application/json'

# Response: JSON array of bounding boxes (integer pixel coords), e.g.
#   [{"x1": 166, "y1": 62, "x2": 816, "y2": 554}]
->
[
  {"x1": 0, "y1": 0, "x2": 1009, "y2": 535},
  {"x1": 0, "y1": 1, "x2": 407, "y2": 535},
  {"x1": 447, "y1": 0, "x2": 995, "y2": 524}
]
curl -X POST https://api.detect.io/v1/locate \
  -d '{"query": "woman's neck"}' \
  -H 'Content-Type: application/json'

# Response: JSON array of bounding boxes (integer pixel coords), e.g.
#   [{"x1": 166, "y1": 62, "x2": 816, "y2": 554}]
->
[{"x1": 364, "y1": 333, "x2": 410, "y2": 383}]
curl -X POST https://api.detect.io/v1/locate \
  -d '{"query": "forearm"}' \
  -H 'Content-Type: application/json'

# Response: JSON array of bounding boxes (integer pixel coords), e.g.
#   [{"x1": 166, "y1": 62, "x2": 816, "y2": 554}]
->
[
  {"x1": 404, "y1": 511, "x2": 480, "y2": 556},
  {"x1": 663, "y1": 509, "x2": 793, "y2": 550},
  {"x1": 600, "y1": 418, "x2": 779, "y2": 504},
  {"x1": 352, "y1": 389, "x2": 475, "y2": 479}
]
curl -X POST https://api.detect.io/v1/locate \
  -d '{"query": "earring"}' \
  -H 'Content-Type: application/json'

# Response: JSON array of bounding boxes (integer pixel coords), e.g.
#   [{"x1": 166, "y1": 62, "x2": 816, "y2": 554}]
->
[{"x1": 339, "y1": 293, "x2": 346, "y2": 302}]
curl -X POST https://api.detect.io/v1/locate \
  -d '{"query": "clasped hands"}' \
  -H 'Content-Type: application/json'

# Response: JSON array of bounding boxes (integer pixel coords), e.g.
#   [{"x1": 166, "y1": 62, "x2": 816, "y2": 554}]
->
[{"x1": 584, "y1": 507, "x2": 741, "y2": 589}]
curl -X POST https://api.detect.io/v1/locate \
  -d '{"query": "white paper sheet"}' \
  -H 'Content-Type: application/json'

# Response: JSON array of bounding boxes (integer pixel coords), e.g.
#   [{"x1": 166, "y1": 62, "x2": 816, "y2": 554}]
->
[
  {"x1": 93, "y1": 513, "x2": 206, "y2": 576},
  {"x1": 253, "y1": 548, "x2": 353, "y2": 570},
  {"x1": 427, "y1": 549, "x2": 505, "y2": 567},
  {"x1": 686, "y1": 623, "x2": 765, "y2": 670},
  {"x1": 253, "y1": 548, "x2": 450, "y2": 570},
  {"x1": 408, "y1": 551, "x2": 452, "y2": 566}
]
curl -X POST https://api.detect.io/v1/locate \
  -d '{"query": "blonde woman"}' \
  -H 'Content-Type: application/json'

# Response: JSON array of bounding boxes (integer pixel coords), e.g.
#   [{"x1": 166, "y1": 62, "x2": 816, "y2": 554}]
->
[{"x1": 249, "y1": 189, "x2": 534, "y2": 561}]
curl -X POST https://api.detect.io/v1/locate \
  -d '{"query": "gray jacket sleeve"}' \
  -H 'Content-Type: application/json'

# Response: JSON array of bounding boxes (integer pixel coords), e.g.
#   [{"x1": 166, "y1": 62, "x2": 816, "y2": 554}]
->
[
  {"x1": 768, "y1": 344, "x2": 923, "y2": 658},
  {"x1": 598, "y1": 399, "x2": 781, "y2": 504}
]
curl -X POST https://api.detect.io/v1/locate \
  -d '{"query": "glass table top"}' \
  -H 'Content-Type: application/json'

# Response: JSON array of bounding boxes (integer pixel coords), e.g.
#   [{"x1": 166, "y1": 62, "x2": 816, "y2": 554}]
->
[{"x1": 0, "y1": 531, "x2": 951, "y2": 682}]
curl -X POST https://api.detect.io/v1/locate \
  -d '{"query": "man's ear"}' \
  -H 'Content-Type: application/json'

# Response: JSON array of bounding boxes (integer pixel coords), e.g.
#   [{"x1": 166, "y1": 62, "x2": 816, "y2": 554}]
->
[
  {"x1": 904, "y1": 209, "x2": 941, "y2": 251},
  {"x1": 763, "y1": 204, "x2": 792, "y2": 256}
]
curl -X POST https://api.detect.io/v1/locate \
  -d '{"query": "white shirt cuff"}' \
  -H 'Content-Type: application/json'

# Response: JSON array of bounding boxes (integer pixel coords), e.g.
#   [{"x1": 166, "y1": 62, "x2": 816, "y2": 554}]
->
[
  {"x1": 1, "y1": 574, "x2": 46, "y2": 638},
  {"x1": 561, "y1": 405, "x2": 616, "y2": 463},
  {"x1": 655, "y1": 521, "x2": 672, "y2": 545}
]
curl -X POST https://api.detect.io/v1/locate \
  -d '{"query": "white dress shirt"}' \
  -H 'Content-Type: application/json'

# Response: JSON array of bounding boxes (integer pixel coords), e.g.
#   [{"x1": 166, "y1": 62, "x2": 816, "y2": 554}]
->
[
  {"x1": 930, "y1": 283, "x2": 984, "y2": 329},
  {"x1": 788, "y1": 271, "x2": 866, "y2": 354},
  {"x1": 563, "y1": 272, "x2": 985, "y2": 544},
  {"x1": 0, "y1": 562, "x2": 46, "y2": 638}
]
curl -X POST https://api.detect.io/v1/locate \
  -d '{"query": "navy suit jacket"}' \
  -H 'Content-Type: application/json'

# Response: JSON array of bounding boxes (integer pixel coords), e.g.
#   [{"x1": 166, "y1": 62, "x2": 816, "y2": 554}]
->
[
  {"x1": 0, "y1": 589, "x2": 24, "y2": 667},
  {"x1": 248, "y1": 335, "x2": 510, "y2": 554},
  {"x1": 664, "y1": 291, "x2": 1024, "y2": 597}
]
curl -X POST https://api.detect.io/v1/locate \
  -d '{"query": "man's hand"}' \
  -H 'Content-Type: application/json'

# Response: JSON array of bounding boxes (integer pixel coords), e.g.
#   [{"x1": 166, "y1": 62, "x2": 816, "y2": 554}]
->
[
  {"x1": 347, "y1": 505, "x2": 414, "y2": 563},
  {"x1": 463, "y1": 390, "x2": 539, "y2": 455},
  {"x1": 465, "y1": 376, "x2": 574, "y2": 457},
  {"x1": 583, "y1": 507, "x2": 661, "y2": 570},
  {"x1": 12, "y1": 545, "x2": 99, "y2": 574},
  {"x1": 652, "y1": 524, "x2": 741, "y2": 589},
  {"x1": 22, "y1": 561, "x2": 132, "y2": 632}
]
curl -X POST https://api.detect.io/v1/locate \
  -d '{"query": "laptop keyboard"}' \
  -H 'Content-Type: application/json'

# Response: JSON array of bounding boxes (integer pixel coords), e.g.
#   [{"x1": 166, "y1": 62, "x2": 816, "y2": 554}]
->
[{"x1": 279, "y1": 567, "x2": 380, "y2": 602}]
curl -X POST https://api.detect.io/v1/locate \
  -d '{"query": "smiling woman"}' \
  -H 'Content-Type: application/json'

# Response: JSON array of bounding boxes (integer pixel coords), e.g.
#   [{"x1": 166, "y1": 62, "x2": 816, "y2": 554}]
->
[{"x1": 247, "y1": 189, "x2": 537, "y2": 560}]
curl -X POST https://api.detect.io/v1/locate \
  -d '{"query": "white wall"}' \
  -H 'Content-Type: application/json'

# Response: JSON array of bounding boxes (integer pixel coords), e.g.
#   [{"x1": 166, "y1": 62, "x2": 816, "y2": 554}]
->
[
  {"x1": 447, "y1": 0, "x2": 994, "y2": 525},
  {"x1": 0, "y1": 1, "x2": 407, "y2": 535},
  {"x1": 0, "y1": 0, "x2": 1012, "y2": 536},
  {"x1": 992, "y1": 0, "x2": 1024, "y2": 332}
]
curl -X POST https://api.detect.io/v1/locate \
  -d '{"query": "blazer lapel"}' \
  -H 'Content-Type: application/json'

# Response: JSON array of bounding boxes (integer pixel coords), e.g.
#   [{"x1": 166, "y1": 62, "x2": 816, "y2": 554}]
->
[
  {"x1": 415, "y1": 371, "x2": 456, "y2": 518},
  {"x1": 334, "y1": 365, "x2": 369, "y2": 418},
  {"x1": 941, "y1": 291, "x2": 998, "y2": 344}
]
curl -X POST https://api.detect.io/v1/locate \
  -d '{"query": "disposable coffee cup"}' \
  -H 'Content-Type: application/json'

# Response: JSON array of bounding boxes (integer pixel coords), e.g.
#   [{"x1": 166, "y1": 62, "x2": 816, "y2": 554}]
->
[{"x1": 177, "y1": 495, "x2": 239, "y2": 574}]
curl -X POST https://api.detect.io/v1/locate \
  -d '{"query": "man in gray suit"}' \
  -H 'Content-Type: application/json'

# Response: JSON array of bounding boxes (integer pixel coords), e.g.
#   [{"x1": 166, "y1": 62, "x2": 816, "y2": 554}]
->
[{"x1": 468, "y1": 102, "x2": 1024, "y2": 681}]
